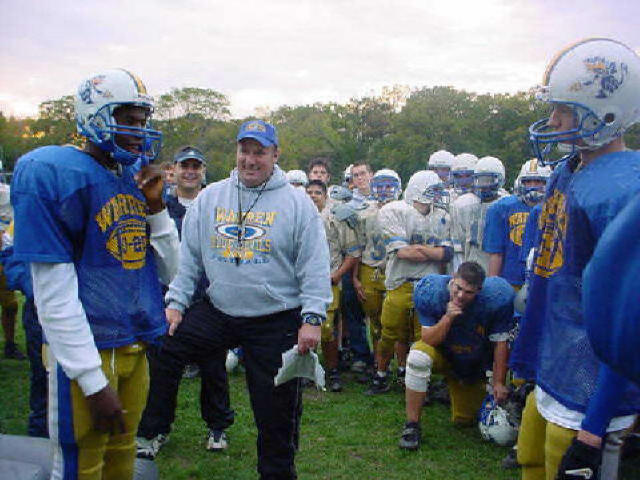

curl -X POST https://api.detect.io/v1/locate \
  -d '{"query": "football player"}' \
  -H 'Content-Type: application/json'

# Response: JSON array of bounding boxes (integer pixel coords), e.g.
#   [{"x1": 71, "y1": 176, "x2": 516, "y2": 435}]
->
[
  {"x1": 484, "y1": 159, "x2": 551, "y2": 289},
  {"x1": 11, "y1": 69, "x2": 179, "y2": 480},
  {"x1": 352, "y1": 169, "x2": 401, "y2": 360},
  {"x1": 366, "y1": 170, "x2": 452, "y2": 394},
  {"x1": 427, "y1": 150, "x2": 455, "y2": 187},
  {"x1": 399, "y1": 262, "x2": 514, "y2": 450},
  {"x1": 510, "y1": 38, "x2": 640, "y2": 480},
  {"x1": 0, "y1": 181, "x2": 24, "y2": 360},
  {"x1": 450, "y1": 156, "x2": 507, "y2": 273},
  {"x1": 449, "y1": 153, "x2": 478, "y2": 203},
  {"x1": 340, "y1": 161, "x2": 374, "y2": 373},
  {"x1": 309, "y1": 179, "x2": 361, "y2": 392}
]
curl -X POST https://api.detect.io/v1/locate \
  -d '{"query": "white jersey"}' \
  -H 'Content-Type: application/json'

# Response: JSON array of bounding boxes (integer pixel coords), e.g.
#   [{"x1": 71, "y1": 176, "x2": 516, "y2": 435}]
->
[
  {"x1": 357, "y1": 201, "x2": 387, "y2": 269},
  {"x1": 380, "y1": 200, "x2": 452, "y2": 290},
  {"x1": 450, "y1": 192, "x2": 504, "y2": 272},
  {"x1": 322, "y1": 209, "x2": 360, "y2": 275}
]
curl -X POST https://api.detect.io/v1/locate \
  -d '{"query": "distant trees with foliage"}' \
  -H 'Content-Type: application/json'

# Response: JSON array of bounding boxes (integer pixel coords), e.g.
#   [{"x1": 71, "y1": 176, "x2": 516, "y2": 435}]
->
[{"x1": 3, "y1": 84, "x2": 640, "y2": 186}]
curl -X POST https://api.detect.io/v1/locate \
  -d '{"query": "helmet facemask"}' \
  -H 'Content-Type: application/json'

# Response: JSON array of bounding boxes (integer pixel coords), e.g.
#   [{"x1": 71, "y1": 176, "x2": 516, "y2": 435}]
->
[
  {"x1": 452, "y1": 169, "x2": 474, "y2": 194},
  {"x1": 371, "y1": 176, "x2": 401, "y2": 204},
  {"x1": 473, "y1": 173, "x2": 501, "y2": 201}
]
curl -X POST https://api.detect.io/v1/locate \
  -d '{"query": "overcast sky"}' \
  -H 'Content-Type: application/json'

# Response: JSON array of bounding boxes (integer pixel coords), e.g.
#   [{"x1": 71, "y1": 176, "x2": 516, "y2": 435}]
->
[{"x1": 1, "y1": 0, "x2": 638, "y2": 118}]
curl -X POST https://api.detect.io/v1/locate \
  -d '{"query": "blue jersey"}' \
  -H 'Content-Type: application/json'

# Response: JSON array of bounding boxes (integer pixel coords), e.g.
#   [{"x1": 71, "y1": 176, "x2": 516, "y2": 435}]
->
[
  {"x1": 520, "y1": 203, "x2": 542, "y2": 264},
  {"x1": 510, "y1": 151, "x2": 640, "y2": 415},
  {"x1": 483, "y1": 195, "x2": 530, "y2": 286},
  {"x1": 584, "y1": 192, "x2": 640, "y2": 385},
  {"x1": 414, "y1": 274, "x2": 514, "y2": 381},
  {"x1": 11, "y1": 146, "x2": 166, "y2": 349}
]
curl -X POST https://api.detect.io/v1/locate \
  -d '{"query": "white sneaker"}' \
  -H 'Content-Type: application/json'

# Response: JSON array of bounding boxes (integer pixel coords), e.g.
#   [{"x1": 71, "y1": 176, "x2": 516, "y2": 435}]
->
[
  {"x1": 206, "y1": 430, "x2": 228, "y2": 452},
  {"x1": 136, "y1": 433, "x2": 169, "y2": 459}
]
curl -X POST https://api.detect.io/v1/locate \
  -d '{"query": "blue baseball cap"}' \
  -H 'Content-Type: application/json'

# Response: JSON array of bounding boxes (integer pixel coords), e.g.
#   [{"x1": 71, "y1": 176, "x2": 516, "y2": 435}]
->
[
  {"x1": 237, "y1": 120, "x2": 278, "y2": 147},
  {"x1": 174, "y1": 146, "x2": 206, "y2": 165}
]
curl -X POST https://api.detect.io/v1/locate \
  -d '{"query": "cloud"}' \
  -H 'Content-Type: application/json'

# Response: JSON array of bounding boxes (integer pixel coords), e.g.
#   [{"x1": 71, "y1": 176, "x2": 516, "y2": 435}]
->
[{"x1": 1, "y1": 0, "x2": 639, "y2": 118}]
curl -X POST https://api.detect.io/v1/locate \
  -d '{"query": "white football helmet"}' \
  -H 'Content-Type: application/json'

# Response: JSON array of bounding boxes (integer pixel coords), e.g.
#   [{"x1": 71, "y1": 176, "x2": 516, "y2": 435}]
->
[
  {"x1": 451, "y1": 153, "x2": 478, "y2": 194},
  {"x1": 405, "y1": 170, "x2": 449, "y2": 209},
  {"x1": 516, "y1": 159, "x2": 552, "y2": 205},
  {"x1": 370, "y1": 168, "x2": 402, "y2": 203},
  {"x1": 286, "y1": 169, "x2": 309, "y2": 188},
  {"x1": 427, "y1": 150, "x2": 455, "y2": 185},
  {"x1": 75, "y1": 68, "x2": 162, "y2": 166},
  {"x1": 473, "y1": 156, "x2": 505, "y2": 201},
  {"x1": 529, "y1": 38, "x2": 640, "y2": 165},
  {"x1": 478, "y1": 395, "x2": 518, "y2": 447}
]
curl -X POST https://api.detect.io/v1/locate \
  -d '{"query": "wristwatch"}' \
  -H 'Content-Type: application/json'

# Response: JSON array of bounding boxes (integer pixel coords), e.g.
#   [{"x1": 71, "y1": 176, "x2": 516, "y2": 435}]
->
[{"x1": 302, "y1": 313, "x2": 324, "y2": 326}]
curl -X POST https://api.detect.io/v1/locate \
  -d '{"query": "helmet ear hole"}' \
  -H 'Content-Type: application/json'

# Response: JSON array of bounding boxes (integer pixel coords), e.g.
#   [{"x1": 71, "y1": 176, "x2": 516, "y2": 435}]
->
[{"x1": 604, "y1": 112, "x2": 616, "y2": 124}]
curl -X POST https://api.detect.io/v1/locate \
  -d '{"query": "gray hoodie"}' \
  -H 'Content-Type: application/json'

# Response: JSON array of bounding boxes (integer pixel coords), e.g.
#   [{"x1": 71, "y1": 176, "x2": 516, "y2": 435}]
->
[{"x1": 166, "y1": 165, "x2": 332, "y2": 318}]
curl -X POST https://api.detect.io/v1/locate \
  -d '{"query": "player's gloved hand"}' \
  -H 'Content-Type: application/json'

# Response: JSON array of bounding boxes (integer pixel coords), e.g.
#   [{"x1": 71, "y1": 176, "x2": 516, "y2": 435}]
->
[
  {"x1": 86, "y1": 385, "x2": 126, "y2": 434},
  {"x1": 331, "y1": 203, "x2": 359, "y2": 230},
  {"x1": 556, "y1": 437, "x2": 602, "y2": 479},
  {"x1": 329, "y1": 185, "x2": 353, "y2": 202},
  {"x1": 135, "y1": 164, "x2": 165, "y2": 213}
]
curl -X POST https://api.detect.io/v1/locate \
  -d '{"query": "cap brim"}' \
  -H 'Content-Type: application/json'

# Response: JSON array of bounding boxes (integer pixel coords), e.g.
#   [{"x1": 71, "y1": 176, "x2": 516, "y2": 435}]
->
[
  {"x1": 176, "y1": 156, "x2": 206, "y2": 164},
  {"x1": 237, "y1": 133, "x2": 276, "y2": 147}
]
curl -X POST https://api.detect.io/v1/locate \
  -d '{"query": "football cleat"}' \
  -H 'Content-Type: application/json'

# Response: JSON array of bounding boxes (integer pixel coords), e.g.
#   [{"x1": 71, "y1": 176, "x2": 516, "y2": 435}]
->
[
  {"x1": 206, "y1": 429, "x2": 229, "y2": 452},
  {"x1": 136, "y1": 433, "x2": 169, "y2": 460},
  {"x1": 398, "y1": 422, "x2": 421, "y2": 450},
  {"x1": 364, "y1": 373, "x2": 390, "y2": 395},
  {"x1": 327, "y1": 368, "x2": 343, "y2": 393}
]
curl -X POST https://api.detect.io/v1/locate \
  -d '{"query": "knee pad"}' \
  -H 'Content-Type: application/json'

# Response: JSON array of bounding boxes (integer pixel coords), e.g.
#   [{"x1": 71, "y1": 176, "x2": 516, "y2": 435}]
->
[{"x1": 405, "y1": 349, "x2": 432, "y2": 393}]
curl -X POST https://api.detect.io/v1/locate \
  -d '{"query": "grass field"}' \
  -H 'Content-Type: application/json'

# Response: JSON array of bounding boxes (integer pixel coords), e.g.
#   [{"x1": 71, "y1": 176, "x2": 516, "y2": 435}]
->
[{"x1": 2, "y1": 316, "x2": 640, "y2": 479}]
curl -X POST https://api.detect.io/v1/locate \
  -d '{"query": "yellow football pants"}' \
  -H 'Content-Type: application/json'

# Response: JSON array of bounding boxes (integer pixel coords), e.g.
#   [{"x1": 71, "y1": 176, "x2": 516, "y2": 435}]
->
[
  {"x1": 46, "y1": 343, "x2": 149, "y2": 480},
  {"x1": 378, "y1": 282, "x2": 421, "y2": 357},
  {"x1": 358, "y1": 263, "x2": 386, "y2": 347},
  {"x1": 321, "y1": 285, "x2": 341, "y2": 342},
  {"x1": 517, "y1": 392, "x2": 577, "y2": 480},
  {"x1": 412, "y1": 340, "x2": 486, "y2": 424}
]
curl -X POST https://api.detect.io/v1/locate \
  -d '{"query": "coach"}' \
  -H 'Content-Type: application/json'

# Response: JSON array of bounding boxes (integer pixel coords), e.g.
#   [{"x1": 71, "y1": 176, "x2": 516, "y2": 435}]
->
[{"x1": 164, "y1": 120, "x2": 331, "y2": 480}]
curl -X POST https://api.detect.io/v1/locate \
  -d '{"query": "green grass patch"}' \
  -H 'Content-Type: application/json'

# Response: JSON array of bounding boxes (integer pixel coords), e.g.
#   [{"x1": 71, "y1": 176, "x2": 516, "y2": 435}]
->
[{"x1": 1, "y1": 314, "x2": 639, "y2": 479}]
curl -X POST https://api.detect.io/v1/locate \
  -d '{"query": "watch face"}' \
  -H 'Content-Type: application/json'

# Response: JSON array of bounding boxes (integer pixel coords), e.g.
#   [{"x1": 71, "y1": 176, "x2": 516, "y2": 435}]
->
[{"x1": 304, "y1": 315, "x2": 322, "y2": 326}]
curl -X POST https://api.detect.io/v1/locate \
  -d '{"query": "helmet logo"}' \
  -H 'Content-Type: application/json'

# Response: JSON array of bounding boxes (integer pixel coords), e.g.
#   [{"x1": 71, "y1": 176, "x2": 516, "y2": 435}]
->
[
  {"x1": 78, "y1": 75, "x2": 111, "y2": 104},
  {"x1": 570, "y1": 57, "x2": 628, "y2": 98}
]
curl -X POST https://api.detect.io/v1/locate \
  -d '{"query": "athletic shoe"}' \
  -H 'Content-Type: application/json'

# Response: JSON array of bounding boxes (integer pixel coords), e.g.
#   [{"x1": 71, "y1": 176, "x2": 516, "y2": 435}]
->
[
  {"x1": 501, "y1": 447, "x2": 520, "y2": 469},
  {"x1": 136, "y1": 433, "x2": 169, "y2": 459},
  {"x1": 4, "y1": 342, "x2": 26, "y2": 360},
  {"x1": 327, "y1": 368, "x2": 342, "y2": 393},
  {"x1": 398, "y1": 422, "x2": 421, "y2": 450},
  {"x1": 206, "y1": 429, "x2": 228, "y2": 452},
  {"x1": 183, "y1": 364, "x2": 200, "y2": 379},
  {"x1": 364, "y1": 373, "x2": 390, "y2": 395},
  {"x1": 350, "y1": 360, "x2": 367, "y2": 373}
]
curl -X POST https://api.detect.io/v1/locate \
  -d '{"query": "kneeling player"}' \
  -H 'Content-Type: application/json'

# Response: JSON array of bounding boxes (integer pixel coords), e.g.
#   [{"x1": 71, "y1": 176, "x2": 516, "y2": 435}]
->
[{"x1": 399, "y1": 262, "x2": 514, "y2": 450}]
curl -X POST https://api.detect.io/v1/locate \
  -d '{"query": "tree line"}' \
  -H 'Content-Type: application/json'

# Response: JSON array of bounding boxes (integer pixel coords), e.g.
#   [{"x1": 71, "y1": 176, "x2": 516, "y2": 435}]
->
[{"x1": 2, "y1": 85, "x2": 639, "y2": 186}]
